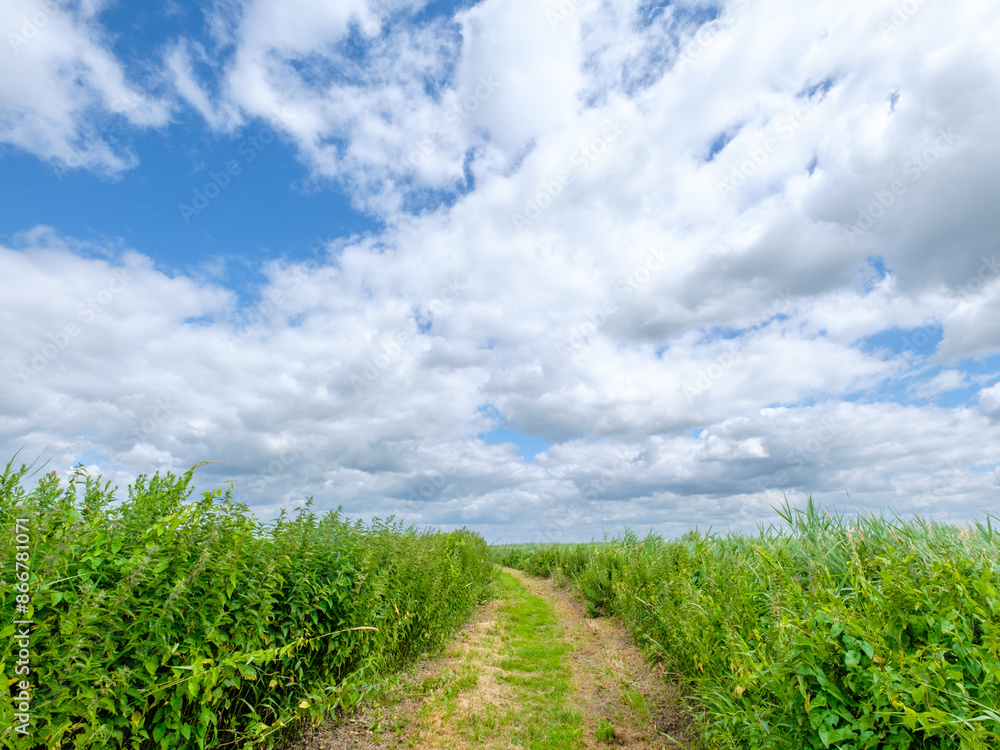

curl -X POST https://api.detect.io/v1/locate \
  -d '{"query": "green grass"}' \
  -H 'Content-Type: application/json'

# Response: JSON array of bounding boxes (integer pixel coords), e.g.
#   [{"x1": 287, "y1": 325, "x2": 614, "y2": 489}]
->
[
  {"x1": 417, "y1": 570, "x2": 582, "y2": 749},
  {"x1": 0, "y1": 459, "x2": 496, "y2": 750},
  {"x1": 495, "y1": 499, "x2": 1000, "y2": 750},
  {"x1": 491, "y1": 542, "x2": 605, "y2": 583},
  {"x1": 595, "y1": 717, "x2": 616, "y2": 742},
  {"x1": 469, "y1": 572, "x2": 581, "y2": 748},
  {"x1": 621, "y1": 685, "x2": 649, "y2": 721}
]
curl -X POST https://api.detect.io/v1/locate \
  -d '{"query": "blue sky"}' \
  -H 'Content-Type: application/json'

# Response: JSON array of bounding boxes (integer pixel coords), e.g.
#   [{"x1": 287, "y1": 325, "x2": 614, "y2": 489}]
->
[
  {"x1": 1, "y1": 0, "x2": 999, "y2": 541},
  {"x1": 0, "y1": 94, "x2": 377, "y2": 303}
]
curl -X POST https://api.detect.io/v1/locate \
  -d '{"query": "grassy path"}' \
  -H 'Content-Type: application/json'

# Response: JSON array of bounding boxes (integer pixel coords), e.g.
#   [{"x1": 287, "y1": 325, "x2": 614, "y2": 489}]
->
[
  {"x1": 412, "y1": 568, "x2": 582, "y2": 748},
  {"x1": 289, "y1": 569, "x2": 694, "y2": 749}
]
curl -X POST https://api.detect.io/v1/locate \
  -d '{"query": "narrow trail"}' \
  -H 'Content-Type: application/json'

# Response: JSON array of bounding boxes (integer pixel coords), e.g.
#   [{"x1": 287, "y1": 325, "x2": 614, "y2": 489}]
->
[{"x1": 288, "y1": 569, "x2": 696, "y2": 750}]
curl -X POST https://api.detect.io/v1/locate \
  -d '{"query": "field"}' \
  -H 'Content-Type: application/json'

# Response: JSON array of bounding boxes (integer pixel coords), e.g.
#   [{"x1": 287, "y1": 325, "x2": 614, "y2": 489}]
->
[
  {"x1": 493, "y1": 501, "x2": 1000, "y2": 749},
  {"x1": 4, "y1": 460, "x2": 1000, "y2": 750},
  {"x1": 0, "y1": 460, "x2": 494, "y2": 749}
]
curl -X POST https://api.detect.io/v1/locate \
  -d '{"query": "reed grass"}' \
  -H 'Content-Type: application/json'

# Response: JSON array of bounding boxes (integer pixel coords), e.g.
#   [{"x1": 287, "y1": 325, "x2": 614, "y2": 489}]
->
[{"x1": 494, "y1": 499, "x2": 1000, "y2": 749}]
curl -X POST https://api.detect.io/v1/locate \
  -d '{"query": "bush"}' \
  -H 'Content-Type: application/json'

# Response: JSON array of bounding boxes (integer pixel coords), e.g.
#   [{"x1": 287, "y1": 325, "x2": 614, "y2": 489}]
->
[
  {"x1": 0, "y1": 459, "x2": 495, "y2": 749},
  {"x1": 498, "y1": 500, "x2": 1000, "y2": 749}
]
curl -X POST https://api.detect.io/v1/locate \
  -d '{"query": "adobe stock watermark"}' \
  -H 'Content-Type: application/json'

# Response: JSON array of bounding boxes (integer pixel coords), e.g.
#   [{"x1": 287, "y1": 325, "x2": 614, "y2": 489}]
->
[
  {"x1": 413, "y1": 279, "x2": 464, "y2": 330},
  {"x1": 408, "y1": 76, "x2": 501, "y2": 168},
  {"x1": 899, "y1": 317, "x2": 943, "y2": 357},
  {"x1": 523, "y1": 447, "x2": 637, "y2": 540},
  {"x1": 710, "y1": 242, "x2": 737, "y2": 259},
  {"x1": 716, "y1": 95, "x2": 823, "y2": 201},
  {"x1": 53, "y1": 91, "x2": 148, "y2": 181},
  {"x1": 510, "y1": 115, "x2": 629, "y2": 230},
  {"x1": 545, "y1": 0, "x2": 584, "y2": 28},
  {"x1": 556, "y1": 245, "x2": 669, "y2": 360},
  {"x1": 674, "y1": 0, "x2": 750, "y2": 72},
  {"x1": 360, "y1": 14, "x2": 383, "y2": 36},
  {"x1": 958, "y1": 254, "x2": 1000, "y2": 298},
  {"x1": 351, "y1": 279, "x2": 464, "y2": 396},
  {"x1": 121, "y1": 396, "x2": 177, "y2": 445},
  {"x1": 224, "y1": 263, "x2": 322, "y2": 352},
  {"x1": 755, "y1": 415, "x2": 839, "y2": 500},
  {"x1": 177, "y1": 126, "x2": 277, "y2": 224},
  {"x1": 918, "y1": 458, "x2": 968, "y2": 505},
  {"x1": 7, "y1": 0, "x2": 60, "y2": 52},
  {"x1": 682, "y1": 342, "x2": 743, "y2": 402},
  {"x1": 223, "y1": 233, "x2": 337, "y2": 351},
  {"x1": 537, "y1": 504, "x2": 588, "y2": 544},
  {"x1": 880, "y1": 0, "x2": 932, "y2": 39},
  {"x1": 757, "y1": 285, "x2": 798, "y2": 326},
  {"x1": 579, "y1": 449, "x2": 640, "y2": 502},
  {"x1": 404, "y1": 406, "x2": 505, "y2": 503},
  {"x1": 11, "y1": 517, "x2": 33, "y2": 736},
  {"x1": 845, "y1": 127, "x2": 958, "y2": 245},
  {"x1": 246, "y1": 438, "x2": 306, "y2": 496},
  {"x1": 684, "y1": 284, "x2": 807, "y2": 399},
  {"x1": 17, "y1": 268, "x2": 131, "y2": 382}
]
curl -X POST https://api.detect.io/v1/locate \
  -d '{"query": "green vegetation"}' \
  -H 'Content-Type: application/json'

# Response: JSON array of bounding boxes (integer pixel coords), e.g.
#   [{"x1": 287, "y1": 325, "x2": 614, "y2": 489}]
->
[
  {"x1": 595, "y1": 717, "x2": 616, "y2": 742},
  {"x1": 7, "y1": 452, "x2": 998, "y2": 750},
  {"x1": 490, "y1": 571, "x2": 581, "y2": 748},
  {"x1": 490, "y1": 543, "x2": 599, "y2": 583},
  {"x1": 494, "y1": 500, "x2": 1000, "y2": 749},
  {"x1": 409, "y1": 569, "x2": 583, "y2": 748},
  {"x1": 0, "y1": 460, "x2": 494, "y2": 750}
]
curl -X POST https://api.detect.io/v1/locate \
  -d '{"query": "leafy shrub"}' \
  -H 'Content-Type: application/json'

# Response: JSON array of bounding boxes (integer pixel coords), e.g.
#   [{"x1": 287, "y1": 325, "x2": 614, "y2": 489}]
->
[
  {"x1": 0, "y1": 459, "x2": 495, "y2": 749},
  {"x1": 491, "y1": 542, "x2": 600, "y2": 583},
  {"x1": 498, "y1": 500, "x2": 1000, "y2": 749}
]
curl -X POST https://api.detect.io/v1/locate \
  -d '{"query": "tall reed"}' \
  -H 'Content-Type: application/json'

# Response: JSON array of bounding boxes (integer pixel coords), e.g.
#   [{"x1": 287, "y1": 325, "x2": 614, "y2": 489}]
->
[{"x1": 496, "y1": 499, "x2": 1000, "y2": 749}]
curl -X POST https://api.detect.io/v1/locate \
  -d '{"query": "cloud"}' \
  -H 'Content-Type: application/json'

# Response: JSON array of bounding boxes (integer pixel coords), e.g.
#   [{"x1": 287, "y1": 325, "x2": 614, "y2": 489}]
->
[
  {"x1": 164, "y1": 40, "x2": 242, "y2": 131},
  {"x1": 907, "y1": 369, "x2": 969, "y2": 400},
  {"x1": 214, "y1": 0, "x2": 471, "y2": 209},
  {"x1": 3, "y1": 0, "x2": 1000, "y2": 539},
  {"x1": 0, "y1": 0, "x2": 169, "y2": 172},
  {"x1": 4, "y1": 223, "x2": 1000, "y2": 541},
  {"x1": 979, "y1": 383, "x2": 1000, "y2": 422},
  {"x1": 936, "y1": 272, "x2": 1000, "y2": 362}
]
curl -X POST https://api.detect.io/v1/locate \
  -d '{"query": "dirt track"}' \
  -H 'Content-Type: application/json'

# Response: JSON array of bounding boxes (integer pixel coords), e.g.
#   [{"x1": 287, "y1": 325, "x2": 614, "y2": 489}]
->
[{"x1": 285, "y1": 569, "x2": 696, "y2": 749}]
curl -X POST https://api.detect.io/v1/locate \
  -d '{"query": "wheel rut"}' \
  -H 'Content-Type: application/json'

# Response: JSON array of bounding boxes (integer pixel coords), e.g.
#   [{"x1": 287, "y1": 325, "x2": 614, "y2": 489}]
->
[{"x1": 285, "y1": 568, "x2": 697, "y2": 750}]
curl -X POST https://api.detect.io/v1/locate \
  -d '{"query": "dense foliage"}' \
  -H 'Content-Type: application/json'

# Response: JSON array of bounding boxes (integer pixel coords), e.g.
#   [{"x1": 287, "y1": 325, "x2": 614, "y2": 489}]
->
[
  {"x1": 494, "y1": 501, "x2": 1000, "y2": 749},
  {"x1": 490, "y1": 542, "x2": 598, "y2": 585},
  {"x1": 1, "y1": 460, "x2": 494, "y2": 750}
]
